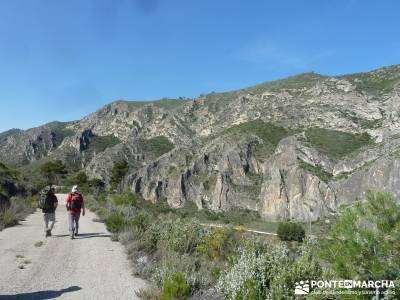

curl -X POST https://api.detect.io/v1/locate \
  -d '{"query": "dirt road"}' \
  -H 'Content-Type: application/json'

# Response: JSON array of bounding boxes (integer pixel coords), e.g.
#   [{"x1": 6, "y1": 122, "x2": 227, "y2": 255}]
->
[{"x1": 0, "y1": 194, "x2": 146, "y2": 300}]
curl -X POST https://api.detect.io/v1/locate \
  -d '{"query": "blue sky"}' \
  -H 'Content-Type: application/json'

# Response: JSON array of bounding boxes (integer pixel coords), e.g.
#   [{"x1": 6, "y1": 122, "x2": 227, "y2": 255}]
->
[{"x1": 0, "y1": 0, "x2": 399, "y2": 132}]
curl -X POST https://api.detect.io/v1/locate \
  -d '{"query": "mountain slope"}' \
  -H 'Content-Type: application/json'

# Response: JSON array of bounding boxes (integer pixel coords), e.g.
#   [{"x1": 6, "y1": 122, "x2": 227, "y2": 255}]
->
[{"x1": 1, "y1": 65, "x2": 400, "y2": 221}]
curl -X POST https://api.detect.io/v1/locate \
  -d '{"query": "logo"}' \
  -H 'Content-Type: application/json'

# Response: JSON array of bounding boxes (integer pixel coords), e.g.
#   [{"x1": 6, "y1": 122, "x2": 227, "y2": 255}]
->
[
  {"x1": 295, "y1": 280, "x2": 310, "y2": 295},
  {"x1": 294, "y1": 279, "x2": 395, "y2": 296}
]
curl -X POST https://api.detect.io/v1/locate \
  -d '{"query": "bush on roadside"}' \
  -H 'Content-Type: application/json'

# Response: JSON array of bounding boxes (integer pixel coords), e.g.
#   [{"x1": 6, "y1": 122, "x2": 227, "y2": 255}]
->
[
  {"x1": 0, "y1": 197, "x2": 36, "y2": 231},
  {"x1": 0, "y1": 207, "x2": 19, "y2": 229},
  {"x1": 151, "y1": 251, "x2": 203, "y2": 288},
  {"x1": 160, "y1": 272, "x2": 190, "y2": 300},
  {"x1": 96, "y1": 191, "x2": 107, "y2": 203},
  {"x1": 111, "y1": 191, "x2": 138, "y2": 207},
  {"x1": 277, "y1": 222, "x2": 305, "y2": 242},
  {"x1": 218, "y1": 240, "x2": 321, "y2": 299},
  {"x1": 197, "y1": 227, "x2": 237, "y2": 261},
  {"x1": 105, "y1": 212, "x2": 125, "y2": 233},
  {"x1": 217, "y1": 242, "x2": 286, "y2": 299},
  {"x1": 129, "y1": 212, "x2": 151, "y2": 235},
  {"x1": 139, "y1": 215, "x2": 205, "y2": 254},
  {"x1": 135, "y1": 286, "x2": 161, "y2": 300},
  {"x1": 140, "y1": 220, "x2": 162, "y2": 252},
  {"x1": 159, "y1": 217, "x2": 205, "y2": 255}
]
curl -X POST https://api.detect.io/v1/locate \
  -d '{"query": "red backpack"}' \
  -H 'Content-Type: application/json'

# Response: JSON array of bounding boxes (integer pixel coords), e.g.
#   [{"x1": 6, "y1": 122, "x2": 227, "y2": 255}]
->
[{"x1": 69, "y1": 193, "x2": 82, "y2": 210}]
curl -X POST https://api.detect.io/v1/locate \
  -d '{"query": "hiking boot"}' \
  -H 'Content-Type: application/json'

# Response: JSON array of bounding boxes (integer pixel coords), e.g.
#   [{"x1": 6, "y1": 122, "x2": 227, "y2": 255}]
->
[
  {"x1": 70, "y1": 232, "x2": 75, "y2": 239},
  {"x1": 45, "y1": 230, "x2": 51, "y2": 237},
  {"x1": 75, "y1": 230, "x2": 78, "y2": 237}
]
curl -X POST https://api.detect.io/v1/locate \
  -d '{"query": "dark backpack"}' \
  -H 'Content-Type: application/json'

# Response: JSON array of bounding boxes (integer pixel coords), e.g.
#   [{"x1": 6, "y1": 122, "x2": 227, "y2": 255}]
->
[
  {"x1": 70, "y1": 193, "x2": 82, "y2": 210},
  {"x1": 38, "y1": 187, "x2": 52, "y2": 210}
]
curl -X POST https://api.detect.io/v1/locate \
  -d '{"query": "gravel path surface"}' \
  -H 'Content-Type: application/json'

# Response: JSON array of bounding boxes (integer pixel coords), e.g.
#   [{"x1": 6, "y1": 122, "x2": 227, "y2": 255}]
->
[{"x1": 0, "y1": 194, "x2": 146, "y2": 300}]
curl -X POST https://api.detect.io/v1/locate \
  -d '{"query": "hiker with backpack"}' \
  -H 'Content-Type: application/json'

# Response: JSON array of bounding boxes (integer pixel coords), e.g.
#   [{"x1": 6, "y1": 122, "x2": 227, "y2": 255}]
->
[
  {"x1": 39, "y1": 186, "x2": 58, "y2": 237},
  {"x1": 66, "y1": 185, "x2": 85, "y2": 239}
]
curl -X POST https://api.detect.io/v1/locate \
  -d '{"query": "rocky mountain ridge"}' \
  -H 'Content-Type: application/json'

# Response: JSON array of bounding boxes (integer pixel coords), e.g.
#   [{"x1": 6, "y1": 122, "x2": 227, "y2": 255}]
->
[{"x1": 1, "y1": 65, "x2": 400, "y2": 221}]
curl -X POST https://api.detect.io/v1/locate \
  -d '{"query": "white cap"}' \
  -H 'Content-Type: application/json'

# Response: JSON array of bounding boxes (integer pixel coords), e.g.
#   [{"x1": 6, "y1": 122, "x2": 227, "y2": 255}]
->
[{"x1": 72, "y1": 185, "x2": 79, "y2": 193}]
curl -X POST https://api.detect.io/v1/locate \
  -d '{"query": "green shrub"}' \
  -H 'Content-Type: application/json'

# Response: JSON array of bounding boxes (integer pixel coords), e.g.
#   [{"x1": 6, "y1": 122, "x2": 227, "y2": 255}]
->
[
  {"x1": 0, "y1": 162, "x2": 21, "y2": 180},
  {"x1": 66, "y1": 171, "x2": 88, "y2": 185},
  {"x1": 111, "y1": 191, "x2": 138, "y2": 207},
  {"x1": 138, "y1": 215, "x2": 204, "y2": 254},
  {"x1": 220, "y1": 208, "x2": 261, "y2": 225},
  {"x1": 151, "y1": 251, "x2": 206, "y2": 291},
  {"x1": 158, "y1": 217, "x2": 204, "y2": 254},
  {"x1": 140, "y1": 220, "x2": 162, "y2": 252},
  {"x1": 129, "y1": 212, "x2": 151, "y2": 234},
  {"x1": 211, "y1": 267, "x2": 221, "y2": 281},
  {"x1": 64, "y1": 171, "x2": 90, "y2": 193},
  {"x1": 39, "y1": 160, "x2": 67, "y2": 185},
  {"x1": 319, "y1": 192, "x2": 400, "y2": 283},
  {"x1": 89, "y1": 178, "x2": 105, "y2": 195},
  {"x1": 105, "y1": 213, "x2": 125, "y2": 233},
  {"x1": 109, "y1": 160, "x2": 129, "y2": 191},
  {"x1": 160, "y1": 272, "x2": 190, "y2": 300},
  {"x1": 277, "y1": 222, "x2": 305, "y2": 242},
  {"x1": 217, "y1": 243, "x2": 285, "y2": 300},
  {"x1": 97, "y1": 192, "x2": 107, "y2": 203},
  {"x1": 0, "y1": 197, "x2": 35, "y2": 231},
  {"x1": 384, "y1": 278, "x2": 400, "y2": 300},
  {"x1": 139, "y1": 199, "x2": 173, "y2": 215},
  {"x1": 0, "y1": 208, "x2": 19, "y2": 229},
  {"x1": 217, "y1": 241, "x2": 321, "y2": 299},
  {"x1": 197, "y1": 227, "x2": 237, "y2": 261}
]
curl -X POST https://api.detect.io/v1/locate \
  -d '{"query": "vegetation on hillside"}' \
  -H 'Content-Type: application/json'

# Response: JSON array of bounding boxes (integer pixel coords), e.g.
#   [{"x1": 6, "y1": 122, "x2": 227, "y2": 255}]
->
[
  {"x1": 249, "y1": 72, "x2": 326, "y2": 93},
  {"x1": 140, "y1": 136, "x2": 174, "y2": 159},
  {"x1": 341, "y1": 65, "x2": 400, "y2": 96},
  {"x1": 298, "y1": 159, "x2": 333, "y2": 183},
  {"x1": 0, "y1": 128, "x2": 21, "y2": 143},
  {"x1": 88, "y1": 134, "x2": 121, "y2": 153},
  {"x1": 199, "y1": 73, "x2": 326, "y2": 113},
  {"x1": 305, "y1": 128, "x2": 373, "y2": 160},
  {"x1": 223, "y1": 120, "x2": 295, "y2": 162},
  {"x1": 47, "y1": 122, "x2": 75, "y2": 146},
  {"x1": 225, "y1": 120, "x2": 294, "y2": 146},
  {"x1": 0, "y1": 162, "x2": 20, "y2": 181}
]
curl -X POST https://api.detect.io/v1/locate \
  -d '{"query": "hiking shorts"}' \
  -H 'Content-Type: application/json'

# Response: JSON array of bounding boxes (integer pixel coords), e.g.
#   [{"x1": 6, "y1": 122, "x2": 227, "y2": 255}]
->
[{"x1": 43, "y1": 212, "x2": 56, "y2": 231}]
